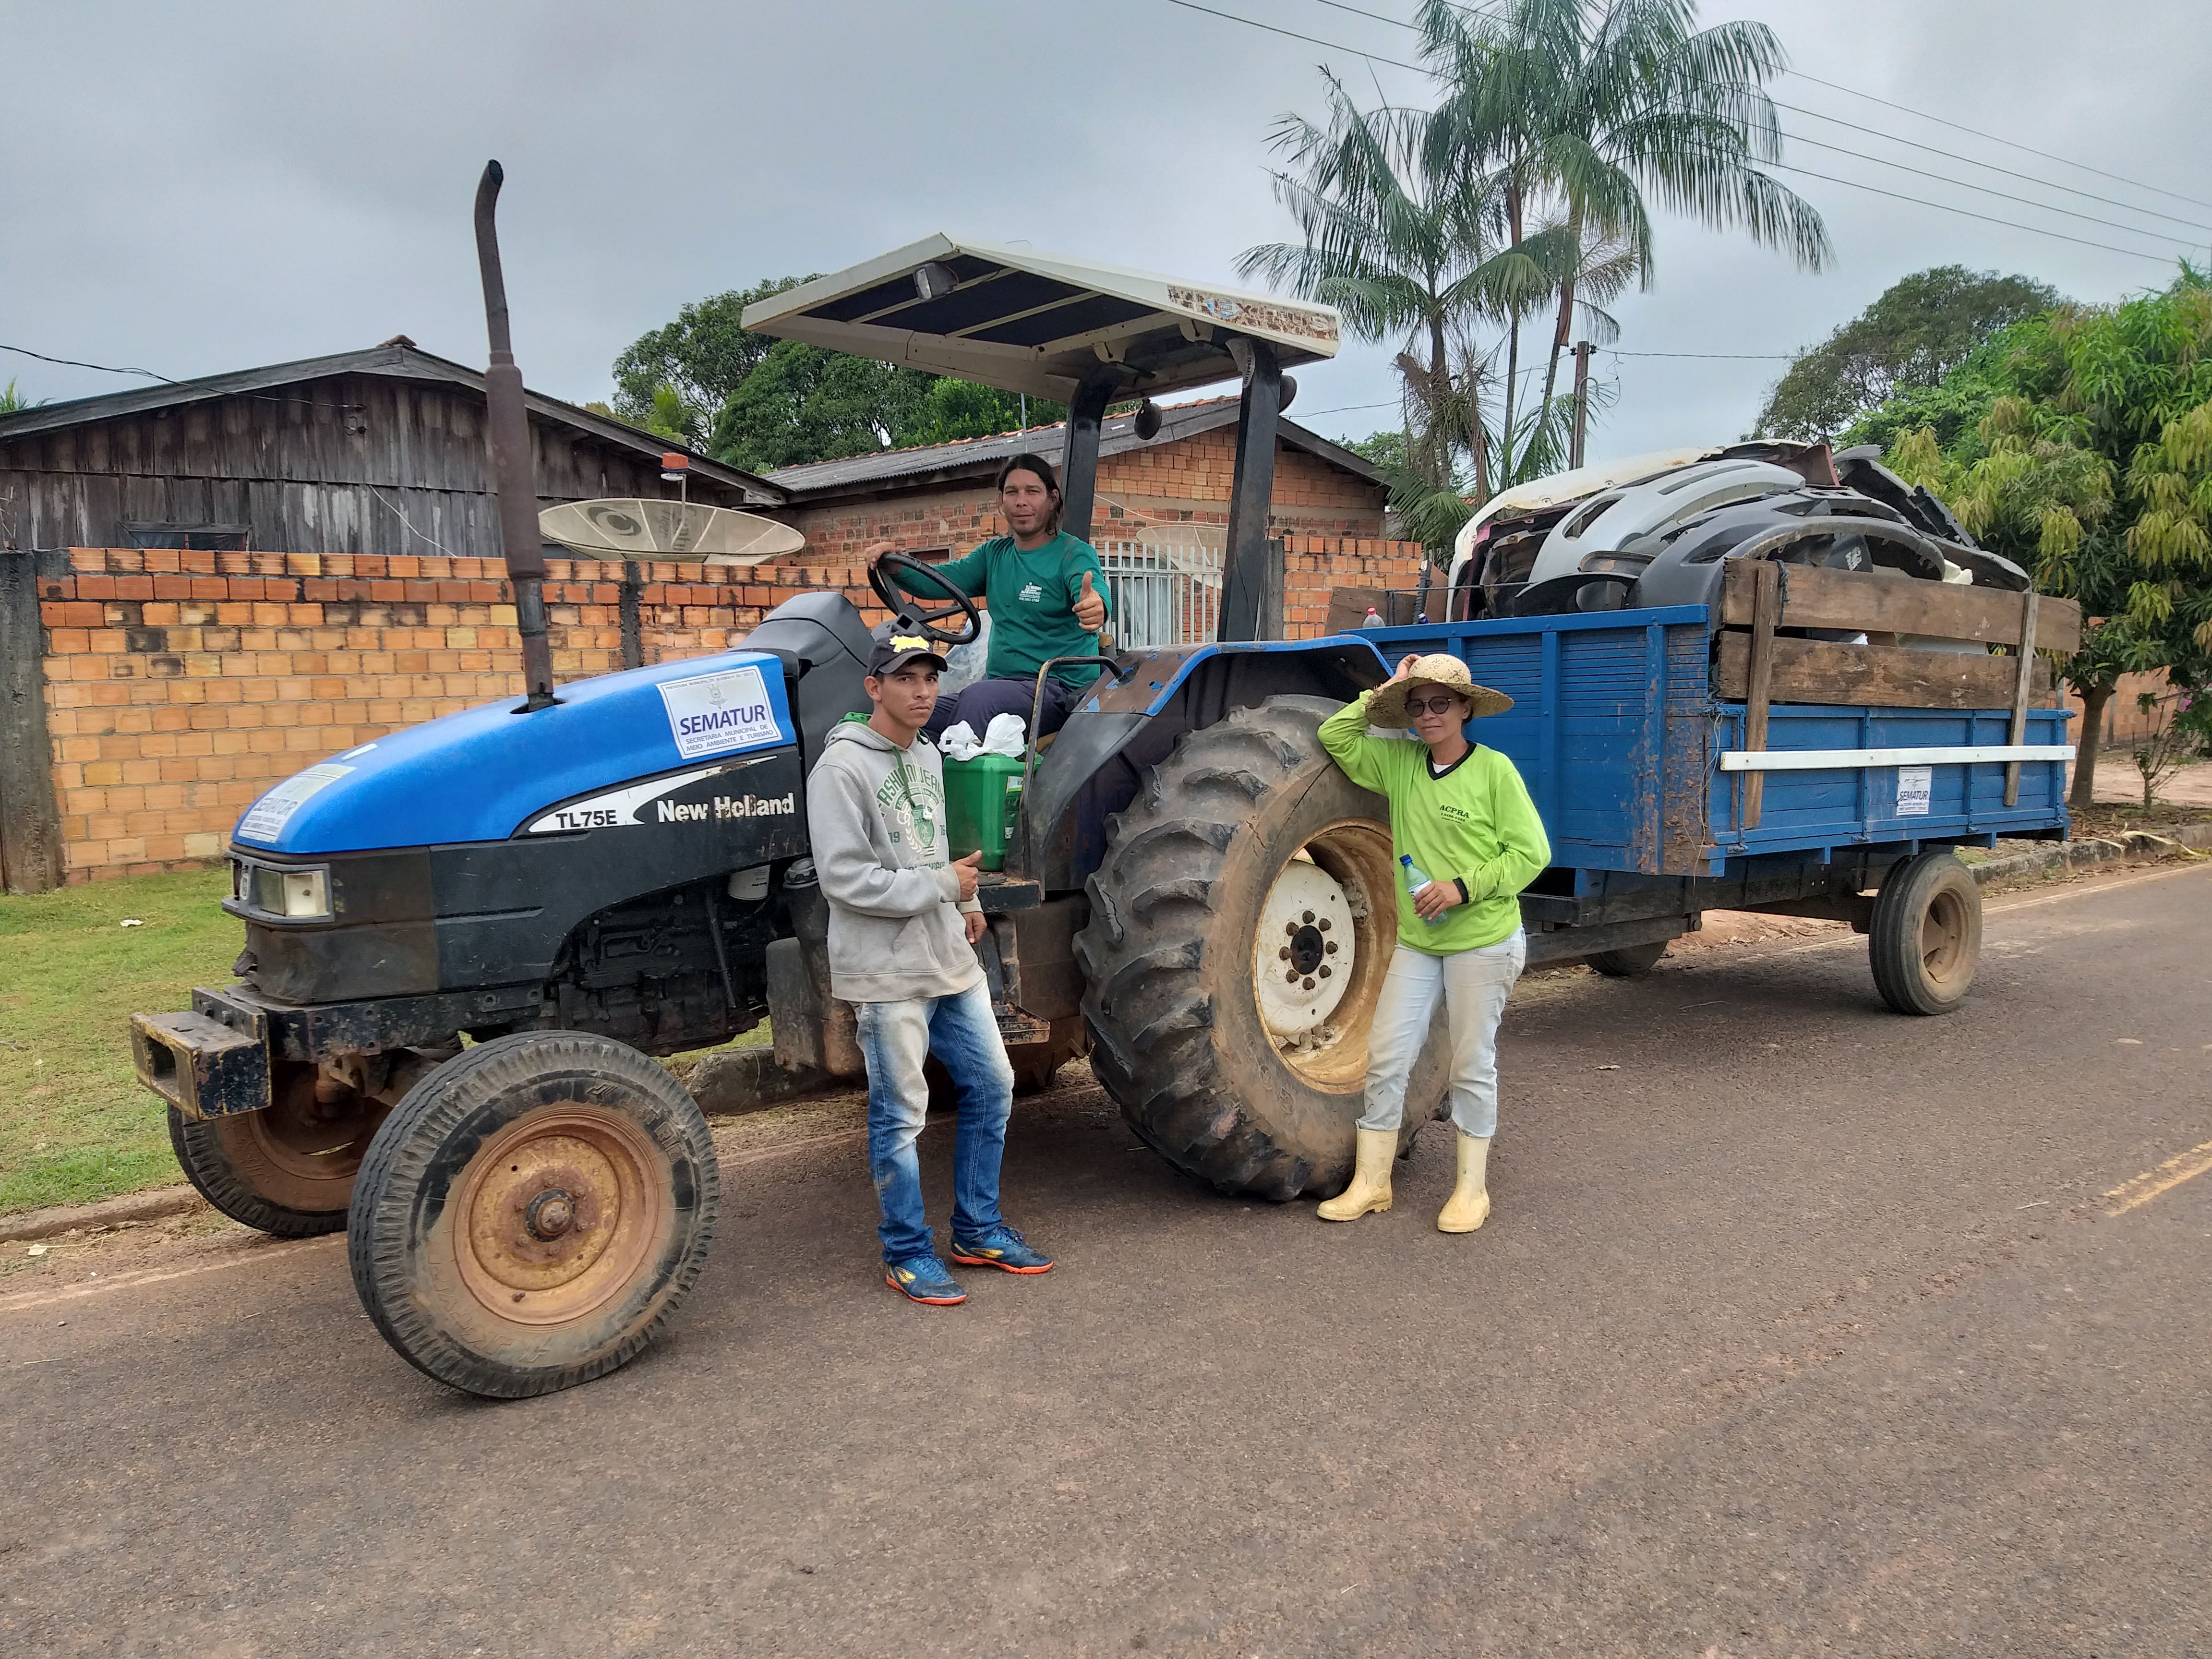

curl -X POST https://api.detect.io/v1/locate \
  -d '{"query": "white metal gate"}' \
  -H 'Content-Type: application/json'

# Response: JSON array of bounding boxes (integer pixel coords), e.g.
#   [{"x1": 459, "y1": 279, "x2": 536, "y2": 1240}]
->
[{"x1": 1094, "y1": 525, "x2": 1225, "y2": 649}]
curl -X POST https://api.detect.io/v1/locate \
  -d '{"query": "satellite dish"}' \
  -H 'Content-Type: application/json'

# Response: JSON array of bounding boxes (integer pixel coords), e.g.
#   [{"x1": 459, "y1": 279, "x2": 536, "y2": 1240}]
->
[{"x1": 537, "y1": 498, "x2": 805, "y2": 565}]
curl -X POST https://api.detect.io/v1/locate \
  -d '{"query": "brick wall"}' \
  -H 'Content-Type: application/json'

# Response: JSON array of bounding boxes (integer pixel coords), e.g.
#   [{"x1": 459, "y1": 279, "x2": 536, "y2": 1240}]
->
[
  {"x1": 778, "y1": 437, "x2": 1385, "y2": 563},
  {"x1": 1283, "y1": 534, "x2": 1429, "y2": 637},
  {"x1": 25, "y1": 536, "x2": 1424, "y2": 884},
  {"x1": 29, "y1": 546, "x2": 890, "y2": 884}
]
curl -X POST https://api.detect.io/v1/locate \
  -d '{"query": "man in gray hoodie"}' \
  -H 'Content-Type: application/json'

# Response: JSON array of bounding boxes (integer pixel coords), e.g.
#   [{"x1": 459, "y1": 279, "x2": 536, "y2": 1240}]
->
[{"x1": 807, "y1": 633, "x2": 1057, "y2": 1305}]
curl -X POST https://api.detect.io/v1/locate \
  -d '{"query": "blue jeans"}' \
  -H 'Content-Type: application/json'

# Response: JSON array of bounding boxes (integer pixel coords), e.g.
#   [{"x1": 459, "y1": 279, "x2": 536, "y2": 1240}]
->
[
  {"x1": 1359, "y1": 930, "x2": 1527, "y2": 1137},
  {"x1": 854, "y1": 980, "x2": 1016, "y2": 1263}
]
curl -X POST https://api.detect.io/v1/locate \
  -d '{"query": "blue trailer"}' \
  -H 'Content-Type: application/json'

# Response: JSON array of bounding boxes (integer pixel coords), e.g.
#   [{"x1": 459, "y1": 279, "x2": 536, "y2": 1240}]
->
[{"x1": 1337, "y1": 560, "x2": 2077, "y2": 1008}]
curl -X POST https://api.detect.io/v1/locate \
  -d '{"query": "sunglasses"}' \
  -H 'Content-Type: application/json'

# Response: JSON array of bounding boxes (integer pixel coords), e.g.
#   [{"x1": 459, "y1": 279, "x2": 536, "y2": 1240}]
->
[{"x1": 1406, "y1": 694, "x2": 1466, "y2": 716}]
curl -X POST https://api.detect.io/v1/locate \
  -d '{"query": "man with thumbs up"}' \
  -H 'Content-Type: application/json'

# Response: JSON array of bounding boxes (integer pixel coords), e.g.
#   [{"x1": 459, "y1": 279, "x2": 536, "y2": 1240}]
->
[{"x1": 868, "y1": 452, "x2": 1112, "y2": 743}]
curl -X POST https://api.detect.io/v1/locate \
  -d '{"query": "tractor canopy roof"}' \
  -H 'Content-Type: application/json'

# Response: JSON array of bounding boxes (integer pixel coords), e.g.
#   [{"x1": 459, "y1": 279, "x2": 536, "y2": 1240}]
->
[{"x1": 740, "y1": 235, "x2": 1340, "y2": 403}]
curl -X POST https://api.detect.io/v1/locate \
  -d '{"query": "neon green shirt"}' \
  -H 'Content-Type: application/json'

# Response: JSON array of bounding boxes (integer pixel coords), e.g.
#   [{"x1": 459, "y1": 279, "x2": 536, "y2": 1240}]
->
[
  {"x1": 1319, "y1": 689, "x2": 1551, "y2": 955},
  {"x1": 893, "y1": 532, "x2": 1111, "y2": 688}
]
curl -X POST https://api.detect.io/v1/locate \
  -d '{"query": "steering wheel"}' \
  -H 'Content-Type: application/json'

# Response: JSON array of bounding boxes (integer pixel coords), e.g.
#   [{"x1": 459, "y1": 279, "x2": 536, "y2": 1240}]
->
[{"x1": 868, "y1": 551, "x2": 983, "y2": 648}]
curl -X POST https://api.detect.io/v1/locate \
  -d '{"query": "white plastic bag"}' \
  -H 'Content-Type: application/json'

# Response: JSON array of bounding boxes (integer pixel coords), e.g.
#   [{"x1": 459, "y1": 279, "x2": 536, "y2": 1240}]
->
[
  {"x1": 981, "y1": 712, "x2": 1028, "y2": 756},
  {"x1": 939, "y1": 721, "x2": 983, "y2": 760}
]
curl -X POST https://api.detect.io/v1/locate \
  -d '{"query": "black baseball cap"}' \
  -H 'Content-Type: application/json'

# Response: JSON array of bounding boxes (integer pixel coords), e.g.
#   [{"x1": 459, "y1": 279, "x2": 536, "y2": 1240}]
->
[{"x1": 868, "y1": 632, "x2": 948, "y2": 676}]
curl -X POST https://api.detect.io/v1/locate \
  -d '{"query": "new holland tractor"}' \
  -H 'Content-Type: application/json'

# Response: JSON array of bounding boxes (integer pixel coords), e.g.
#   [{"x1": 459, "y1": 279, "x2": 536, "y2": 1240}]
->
[{"x1": 129, "y1": 190, "x2": 1417, "y2": 1397}]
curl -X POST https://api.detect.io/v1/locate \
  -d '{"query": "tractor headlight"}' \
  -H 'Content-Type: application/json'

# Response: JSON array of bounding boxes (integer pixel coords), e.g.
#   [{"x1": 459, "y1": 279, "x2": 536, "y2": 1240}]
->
[
  {"x1": 232, "y1": 859, "x2": 331, "y2": 920},
  {"x1": 278, "y1": 868, "x2": 330, "y2": 918}
]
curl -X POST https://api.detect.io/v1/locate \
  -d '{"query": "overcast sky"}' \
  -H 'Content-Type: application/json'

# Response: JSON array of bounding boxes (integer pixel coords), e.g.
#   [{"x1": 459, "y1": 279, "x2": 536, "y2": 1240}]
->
[{"x1": 5, "y1": 0, "x2": 2208, "y2": 462}]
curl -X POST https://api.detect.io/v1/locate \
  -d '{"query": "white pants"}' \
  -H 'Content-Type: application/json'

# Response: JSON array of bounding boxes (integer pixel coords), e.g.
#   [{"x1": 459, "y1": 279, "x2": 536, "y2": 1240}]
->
[{"x1": 1358, "y1": 930, "x2": 1527, "y2": 1137}]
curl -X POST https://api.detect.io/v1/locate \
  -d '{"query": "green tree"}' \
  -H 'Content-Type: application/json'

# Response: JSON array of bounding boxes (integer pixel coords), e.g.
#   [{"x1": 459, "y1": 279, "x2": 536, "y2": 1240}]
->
[
  {"x1": 707, "y1": 340, "x2": 939, "y2": 473},
  {"x1": 611, "y1": 277, "x2": 807, "y2": 441},
  {"x1": 1877, "y1": 269, "x2": 2212, "y2": 805},
  {"x1": 903, "y1": 378, "x2": 1065, "y2": 446},
  {"x1": 1347, "y1": 430, "x2": 1411, "y2": 473},
  {"x1": 1757, "y1": 266, "x2": 2060, "y2": 438},
  {"x1": 1238, "y1": 68, "x2": 1550, "y2": 554},
  {"x1": 0, "y1": 379, "x2": 33, "y2": 415},
  {"x1": 1419, "y1": 0, "x2": 1829, "y2": 469}
]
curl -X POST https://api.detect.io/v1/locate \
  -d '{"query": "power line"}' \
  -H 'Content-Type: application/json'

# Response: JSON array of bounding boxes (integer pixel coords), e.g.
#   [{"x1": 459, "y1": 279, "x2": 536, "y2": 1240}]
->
[
  {"x1": 0, "y1": 341, "x2": 367, "y2": 417},
  {"x1": 1609, "y1": 349, "x2": 1797, "y2": 360},
  {"x1": 1307, "y1": 0, "x2": 2212, "y2": 240},
  {"x1": 1414, "y1": 0, "x2": 2212, "y2": 223},
  {"x1": 1298, "y1": 397, "x2": 1403, "y2": 416},
  {"x1": 1737, "y1": 154, "x2": 2181, "y2": 268},
  {"x1": 1769, "y1": 99, "x2": 2212, "y2": 241},
  {"x1": 0, "y1": 343, "x2": 174, "y2": 382},
  {"x1": 1770, "y1": 127, "x2": 2202, "y2": 252},
  {"x1": 1783, "y1": 66, "x2": 2212, "y2": 218},
  {"x1": 1165, "y1": 0, "x2": 1424, "y2": 73},
  {"x1": 1168, "y1": 0, "x2": 2191, "y2": 268}
]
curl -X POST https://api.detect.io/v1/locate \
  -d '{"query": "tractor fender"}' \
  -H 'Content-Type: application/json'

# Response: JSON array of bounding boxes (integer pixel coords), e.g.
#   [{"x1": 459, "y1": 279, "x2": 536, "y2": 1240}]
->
[{"x1": 1012, "y1": 636, "x2": 1391, "y2": 892}]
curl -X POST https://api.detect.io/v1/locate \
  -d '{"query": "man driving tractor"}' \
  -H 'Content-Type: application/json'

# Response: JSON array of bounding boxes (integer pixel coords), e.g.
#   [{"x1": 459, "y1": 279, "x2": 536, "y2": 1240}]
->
[{"x1": 866, "y1": 452, "x2": 1112, "y2": 743}]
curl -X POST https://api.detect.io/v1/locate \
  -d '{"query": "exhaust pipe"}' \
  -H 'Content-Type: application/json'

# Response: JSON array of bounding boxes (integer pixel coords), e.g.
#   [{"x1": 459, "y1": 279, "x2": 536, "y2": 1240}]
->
[{"x1": 473, "y1": 160, "x2": 558, "y2": 711}]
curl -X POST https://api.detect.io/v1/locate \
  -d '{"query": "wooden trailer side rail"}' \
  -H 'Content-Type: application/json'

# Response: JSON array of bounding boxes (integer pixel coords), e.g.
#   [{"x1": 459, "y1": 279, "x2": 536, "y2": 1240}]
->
[{"x1": 1716, "y1": 563, "x2": 2079, "y2": 830}]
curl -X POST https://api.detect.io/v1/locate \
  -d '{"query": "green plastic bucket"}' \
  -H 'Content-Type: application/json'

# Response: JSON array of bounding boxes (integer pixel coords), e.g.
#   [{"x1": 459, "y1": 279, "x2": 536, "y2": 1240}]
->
[{"x1": 943, "y1": 752, "x2": 1026, "y2": 871}]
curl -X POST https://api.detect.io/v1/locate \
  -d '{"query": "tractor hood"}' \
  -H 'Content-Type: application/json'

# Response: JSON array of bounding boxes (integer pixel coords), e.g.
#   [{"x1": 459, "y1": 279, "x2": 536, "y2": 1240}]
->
[{"x1": 231, "y1": 650, "x2": 797, "y2": 855}]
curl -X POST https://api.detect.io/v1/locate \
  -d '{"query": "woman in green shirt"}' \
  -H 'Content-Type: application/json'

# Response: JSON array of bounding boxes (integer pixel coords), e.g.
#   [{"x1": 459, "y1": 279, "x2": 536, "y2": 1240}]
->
[
  {"x1": 1317, "y1": 652, "x2": 1550, "y2": 1232},
  {"x1": 866, "y1": 453, "x2": 1112, "y2": 744}
]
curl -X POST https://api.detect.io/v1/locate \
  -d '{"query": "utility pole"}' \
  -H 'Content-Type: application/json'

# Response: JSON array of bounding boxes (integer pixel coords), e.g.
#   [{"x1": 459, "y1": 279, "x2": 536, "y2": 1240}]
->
[{"x1": 1569, "y1": 340, "x2": 1593, "y2": 469}]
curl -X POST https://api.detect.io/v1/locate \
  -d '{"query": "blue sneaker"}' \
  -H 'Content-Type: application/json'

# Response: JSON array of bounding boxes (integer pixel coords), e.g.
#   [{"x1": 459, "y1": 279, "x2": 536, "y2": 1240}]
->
[
  {"x1": 885, "y1": 1255, "x2": 966, "y2": 1305},
  {"x1": 949, "y1": 1224, "x2": 1055, "y2": 1275}
]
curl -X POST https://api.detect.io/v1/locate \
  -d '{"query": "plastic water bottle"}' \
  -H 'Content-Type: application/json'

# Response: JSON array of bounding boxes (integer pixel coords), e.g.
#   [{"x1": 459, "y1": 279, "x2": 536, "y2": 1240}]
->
[
  {"x1": 1359, "y1": 607, "x2": 1383, "y2": 629},
  {"x1": 1400, "y1": 854, "x2": 1443, "y2": 926}
]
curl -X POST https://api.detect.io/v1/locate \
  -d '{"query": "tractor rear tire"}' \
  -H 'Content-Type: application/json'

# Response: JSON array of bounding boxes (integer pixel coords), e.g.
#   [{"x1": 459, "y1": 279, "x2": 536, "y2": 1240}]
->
[
  {"x1": 1869, "y1": 850, "x2": 1982, "y2": 1015},
  {"x1": 1075, "y1": 696, "x2": 1448, "y2": 1200},
  {"x1": 167, "y1": 1063, "x2": 387, "y2": 1237},
  {"x1": 347, "y1": 1032, "x2": 719, "y2": 1399},
  {"x1": 1587, "y1": 940, "x2": 1669, "y2": 977}
]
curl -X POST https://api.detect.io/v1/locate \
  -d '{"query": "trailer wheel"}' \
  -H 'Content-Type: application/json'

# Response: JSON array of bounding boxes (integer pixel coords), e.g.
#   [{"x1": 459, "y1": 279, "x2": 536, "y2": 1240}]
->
[
  {"x1": 1587, "y1": 940, "x2": 1669, "y2": 977},
  {"x1": 167, "y1": 1064, "x2": 386, "y2": 1237},
  {"x1": 1075, "y1": 696, "x2": 1446, "y2": 1200},
  {"x1": 347, "y1": 1032, "x2": 719, "y2": 1399},
  {"x1": 1013, "y1": 1017, "x2": 1092, "y2": 1096},
  {"x1": 1869, "y1": 851, "x2": 1982, "y2": 1015}
]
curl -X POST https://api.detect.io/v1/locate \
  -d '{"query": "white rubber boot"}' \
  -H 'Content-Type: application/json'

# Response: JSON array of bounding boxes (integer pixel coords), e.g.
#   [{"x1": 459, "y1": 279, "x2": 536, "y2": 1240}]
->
[
  {"x1": 1436, "y1": 1133, "x2": 1492, "y2": 1233},
  {"x1": 1316, "y1": 1127, "x2": 1396, "y2": 1221}
]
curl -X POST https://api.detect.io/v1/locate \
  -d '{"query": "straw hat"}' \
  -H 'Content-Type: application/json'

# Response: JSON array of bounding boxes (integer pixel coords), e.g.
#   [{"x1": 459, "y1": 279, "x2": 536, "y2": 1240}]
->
[{"x1": 1367, "y1": 653, "x2": 1514, "y2": 729}]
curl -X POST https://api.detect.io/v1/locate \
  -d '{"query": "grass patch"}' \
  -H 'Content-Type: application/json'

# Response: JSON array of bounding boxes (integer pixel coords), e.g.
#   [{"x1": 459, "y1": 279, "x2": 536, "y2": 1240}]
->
[
  {"x1": 0, "y1": 867, "x2": 779, "y2": 1217},
  {"x1": 0, "y1": 869, "x2": 239, "y2": 1214}
]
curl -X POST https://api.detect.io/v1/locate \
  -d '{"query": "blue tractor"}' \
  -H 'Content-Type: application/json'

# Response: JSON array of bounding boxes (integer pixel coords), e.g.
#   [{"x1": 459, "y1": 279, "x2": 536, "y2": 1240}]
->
[{"x1": 129, "y1": 194, "x2": 1410, "y2": 1396}]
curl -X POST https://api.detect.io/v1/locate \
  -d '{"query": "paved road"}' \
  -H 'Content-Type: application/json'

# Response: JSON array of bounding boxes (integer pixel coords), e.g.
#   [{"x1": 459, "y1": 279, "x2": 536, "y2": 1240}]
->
[{"x1": 4, "y1": 866, "x2": 2209, "y2": 1657}]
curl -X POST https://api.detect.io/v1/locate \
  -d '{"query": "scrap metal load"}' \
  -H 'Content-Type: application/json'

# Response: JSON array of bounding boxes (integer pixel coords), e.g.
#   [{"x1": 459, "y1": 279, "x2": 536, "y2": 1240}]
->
[{"x1": 1443, "y1": 441, "x2": 2028, "y2": 624}]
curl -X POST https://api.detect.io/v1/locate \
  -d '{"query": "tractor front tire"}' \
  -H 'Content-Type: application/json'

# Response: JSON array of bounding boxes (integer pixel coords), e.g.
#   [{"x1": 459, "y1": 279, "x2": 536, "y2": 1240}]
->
[
  {"x1": 167, "y1": 1063, "x2": 388, "y2": 1237},
  {"x1": 1075, "y1": 696, "x2": 1447, "y2": 1200},
  {"x1": 347, "y1": 1032, "x2": 719, "y2": 1399}
]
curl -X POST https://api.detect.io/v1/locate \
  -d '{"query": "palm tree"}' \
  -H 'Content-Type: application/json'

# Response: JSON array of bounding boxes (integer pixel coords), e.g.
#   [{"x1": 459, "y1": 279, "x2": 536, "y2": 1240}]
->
[
  {"x1": 1417, "y1": 0, "x2": 1830, "y2": 452},
  {"x1": 1237, "y1": 68, "x2": 1562, "y2": 536}
]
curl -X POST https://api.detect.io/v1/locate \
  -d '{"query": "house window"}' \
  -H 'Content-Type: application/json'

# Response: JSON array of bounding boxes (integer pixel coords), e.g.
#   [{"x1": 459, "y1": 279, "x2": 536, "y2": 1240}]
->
[{"x1": 124, "y1": 523, "x2": 250, "y2": 552}]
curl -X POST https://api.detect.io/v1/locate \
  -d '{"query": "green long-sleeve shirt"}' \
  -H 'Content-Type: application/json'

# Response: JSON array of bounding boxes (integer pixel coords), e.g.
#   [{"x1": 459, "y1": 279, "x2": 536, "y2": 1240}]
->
[
  {"x1": 890, "y1": 532, "x2": 1111, "y2": 689},
  {"x1": 1319, "y1": 689, "x2": 1551, "y2": 955}
]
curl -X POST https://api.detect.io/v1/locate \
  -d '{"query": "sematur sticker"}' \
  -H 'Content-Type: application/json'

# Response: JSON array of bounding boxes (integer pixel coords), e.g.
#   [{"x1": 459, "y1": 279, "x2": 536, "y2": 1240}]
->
[
  {"x1": 658, "y1": 664, "x2": 781, "y2": 761},
  {"x1": 237, "y1": 763, "x2": 353, "y2": 843},
  {"x1": 1896, "y1": 764, "x2": 1933, "y2": 817}
]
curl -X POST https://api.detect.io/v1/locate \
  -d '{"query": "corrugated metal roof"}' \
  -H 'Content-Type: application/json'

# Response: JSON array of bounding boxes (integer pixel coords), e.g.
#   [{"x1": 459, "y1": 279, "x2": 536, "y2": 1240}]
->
[
  {"x1": 0, "y1": 341, "x2": 786, "y2": 505},
  {"x1": 764, "y1": 397, "x2": 1386, "y2": 499}
]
